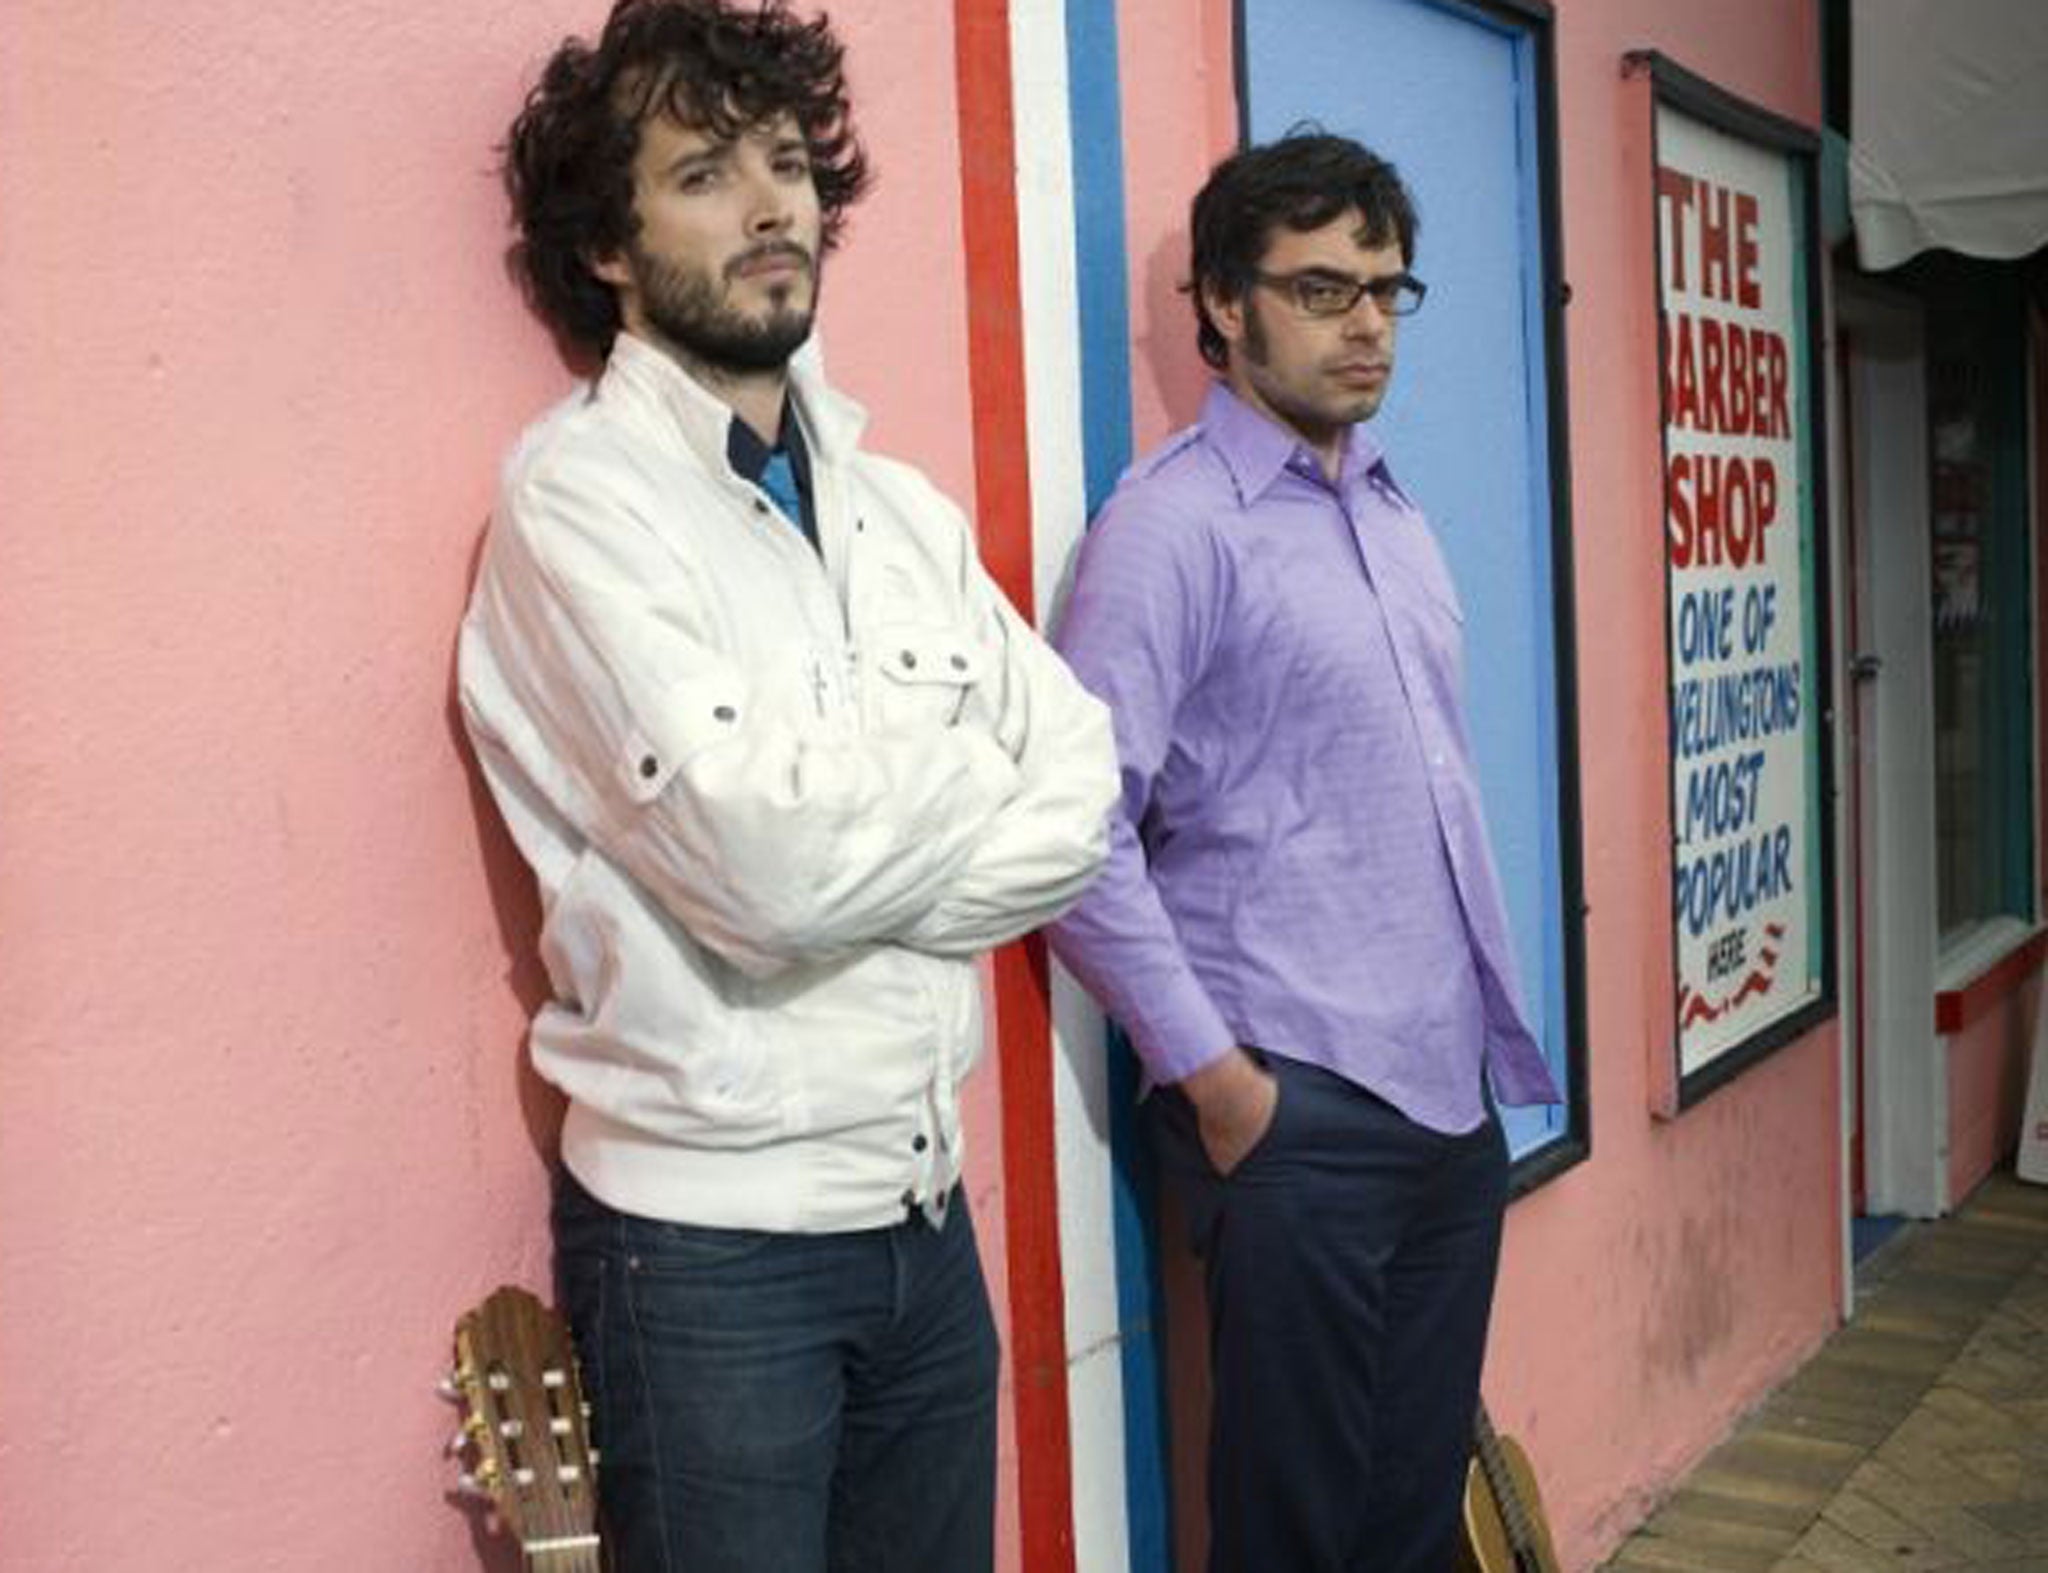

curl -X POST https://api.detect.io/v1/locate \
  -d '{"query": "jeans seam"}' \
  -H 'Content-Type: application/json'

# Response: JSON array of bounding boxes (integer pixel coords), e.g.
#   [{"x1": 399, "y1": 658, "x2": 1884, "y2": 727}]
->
[{"x1": 618, "y1": 1235, "x2": 679, "y2": 1573}]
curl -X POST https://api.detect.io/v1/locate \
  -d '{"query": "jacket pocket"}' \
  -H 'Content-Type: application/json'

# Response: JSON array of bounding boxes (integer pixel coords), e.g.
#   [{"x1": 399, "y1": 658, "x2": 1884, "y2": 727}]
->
[{"x1": 868, "y1": 623, "x2": 986, "y2": 730}]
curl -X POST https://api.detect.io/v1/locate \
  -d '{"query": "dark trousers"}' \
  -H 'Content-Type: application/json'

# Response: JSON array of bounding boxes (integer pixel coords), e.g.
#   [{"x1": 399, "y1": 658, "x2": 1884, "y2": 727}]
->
[
  {"x1": 553, "y1": 1172, "x2": 998, "y2": 1573},
  {"x1": 1152, "y1": 1054, "x2": 1509, "y2": 1573}
]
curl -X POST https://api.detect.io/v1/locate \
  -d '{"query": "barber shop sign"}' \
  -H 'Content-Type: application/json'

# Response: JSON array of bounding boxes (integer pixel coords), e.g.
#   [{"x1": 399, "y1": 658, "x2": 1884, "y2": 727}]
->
[{"x1": 1637, "y1": 53, "x2": 1836, "y2": 1101}]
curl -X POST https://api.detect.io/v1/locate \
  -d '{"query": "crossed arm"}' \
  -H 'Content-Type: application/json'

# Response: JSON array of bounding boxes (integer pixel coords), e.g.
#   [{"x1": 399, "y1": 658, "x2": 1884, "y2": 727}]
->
[{"x1": 461, "y1": 460, "x2": 1117, "y2": 979}]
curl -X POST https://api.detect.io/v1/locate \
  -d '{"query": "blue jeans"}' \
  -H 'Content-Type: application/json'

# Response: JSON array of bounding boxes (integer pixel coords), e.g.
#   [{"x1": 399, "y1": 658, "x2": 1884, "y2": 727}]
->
[{"x1": 554, "y1": 1172, "x2": 998, "y2": 1573}]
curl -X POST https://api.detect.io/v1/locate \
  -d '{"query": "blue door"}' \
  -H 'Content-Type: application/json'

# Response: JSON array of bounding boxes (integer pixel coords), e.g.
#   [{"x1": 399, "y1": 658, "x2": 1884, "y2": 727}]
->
[{"x1": 1243, "y1": 0, "x2": 1581, "y2": 1161}]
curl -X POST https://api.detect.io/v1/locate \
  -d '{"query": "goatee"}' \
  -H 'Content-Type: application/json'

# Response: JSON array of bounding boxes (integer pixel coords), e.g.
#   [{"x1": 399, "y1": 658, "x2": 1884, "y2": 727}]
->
[{"x1": 630, "y1": 241, "x2": 817, "y2": 375}]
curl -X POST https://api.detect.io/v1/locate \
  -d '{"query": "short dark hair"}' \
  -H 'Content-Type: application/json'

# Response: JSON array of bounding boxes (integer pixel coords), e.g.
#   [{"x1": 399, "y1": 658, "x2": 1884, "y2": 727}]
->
[
  {"x1": 502, "y1": 0, "x2": 870, "y2": 358},
  {"x1": 1188, "y1": 131, "x2": 1418, "y2": 370}
]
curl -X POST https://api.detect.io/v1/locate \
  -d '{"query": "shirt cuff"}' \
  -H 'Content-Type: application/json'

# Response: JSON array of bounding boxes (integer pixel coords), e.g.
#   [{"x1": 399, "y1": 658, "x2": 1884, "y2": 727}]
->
[{"x1": 1128, "y1": 975, "x2": 1239, "y2": 1086}]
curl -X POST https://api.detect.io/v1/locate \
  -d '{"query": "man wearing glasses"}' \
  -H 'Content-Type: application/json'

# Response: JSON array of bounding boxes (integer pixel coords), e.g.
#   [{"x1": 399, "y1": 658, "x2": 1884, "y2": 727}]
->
[{"x1": 1049, "y1": 132, "x2": 1558, "y2": 1572}]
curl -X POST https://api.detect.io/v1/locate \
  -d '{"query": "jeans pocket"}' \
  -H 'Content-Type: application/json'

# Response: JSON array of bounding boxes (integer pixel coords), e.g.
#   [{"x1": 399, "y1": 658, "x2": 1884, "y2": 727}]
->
[{"x1": 624, "y1": 1217, "x2": 777, "y2": 1279}]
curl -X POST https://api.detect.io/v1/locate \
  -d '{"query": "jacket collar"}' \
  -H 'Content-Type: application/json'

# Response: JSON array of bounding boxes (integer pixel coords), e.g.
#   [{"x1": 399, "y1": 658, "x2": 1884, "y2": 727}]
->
[{"x1": 600, "y1": 331, "x2": 868, "y2": 475}]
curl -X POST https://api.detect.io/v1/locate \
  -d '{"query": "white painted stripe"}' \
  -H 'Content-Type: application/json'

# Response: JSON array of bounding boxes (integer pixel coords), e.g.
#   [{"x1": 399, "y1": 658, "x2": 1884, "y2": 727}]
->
[
  {"x1": 1051, "y1": 965, "x2": 1128, "y2": 1573},
  {"x1": 1010, "y1": 1, "x2": 1092, "y2": 630},
  {"x1": 1007, "y1": 4, "x2": 1131, "y2": 1571}
]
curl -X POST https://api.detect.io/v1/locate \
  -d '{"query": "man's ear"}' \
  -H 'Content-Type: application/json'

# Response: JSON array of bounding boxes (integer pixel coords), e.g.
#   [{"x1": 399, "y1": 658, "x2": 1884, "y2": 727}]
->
[
  {"x1": 1201, "y1": 281, "x2": 1246, "y2": 350},
  {"x1": 587, "y1": 248, "x2": 632, "y2": 290}
]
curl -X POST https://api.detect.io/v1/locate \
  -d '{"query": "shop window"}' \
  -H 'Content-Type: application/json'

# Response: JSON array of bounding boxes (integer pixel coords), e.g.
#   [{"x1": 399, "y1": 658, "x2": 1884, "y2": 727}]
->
[{"x1": 1924, "y1": 270, "x2": 2036, "y2": 946}]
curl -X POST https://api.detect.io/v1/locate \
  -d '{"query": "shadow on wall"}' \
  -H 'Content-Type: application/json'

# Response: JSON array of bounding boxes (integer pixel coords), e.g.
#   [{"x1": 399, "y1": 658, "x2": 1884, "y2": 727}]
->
[
  {"x1": 1139, "y1": 226, "x2": 1214, "y2": 437},
  {"x1": 448, "y1": 519, "x2": 565, "y2": 1173}
]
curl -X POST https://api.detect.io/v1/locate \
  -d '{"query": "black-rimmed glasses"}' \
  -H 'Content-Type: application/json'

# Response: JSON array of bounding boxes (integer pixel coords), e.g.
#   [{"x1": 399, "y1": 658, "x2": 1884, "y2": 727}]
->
[{"x1": 1253, "y1": 268, "x2": 1428, "y2": 319}]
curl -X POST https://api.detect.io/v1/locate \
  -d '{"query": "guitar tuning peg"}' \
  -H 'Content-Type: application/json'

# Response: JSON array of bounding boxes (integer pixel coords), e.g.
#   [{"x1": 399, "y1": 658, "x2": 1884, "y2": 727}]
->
[
  {"x1": 454, "y1": 1472, "x2": 494, "y2": 1503},
  {"x1": 445, "y1": 1427, "x2": 473, "y2": 1459},
  {"x1": 437, "y1": 1373, "x2": 469, "y2": 1402}
]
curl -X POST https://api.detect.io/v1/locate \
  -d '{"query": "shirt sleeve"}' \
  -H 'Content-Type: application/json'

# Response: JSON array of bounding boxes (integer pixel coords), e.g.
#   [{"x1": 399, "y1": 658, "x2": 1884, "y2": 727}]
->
[
  {"x1": 460, "y1": 452, "x2": 1022, "y2": 979},
  {"x1": 895, "y1": 533, "x2": 1120, "y2": 957},
  {"x1": 1043, "y1": 495, "x2": 1239, "y2": 1084}
]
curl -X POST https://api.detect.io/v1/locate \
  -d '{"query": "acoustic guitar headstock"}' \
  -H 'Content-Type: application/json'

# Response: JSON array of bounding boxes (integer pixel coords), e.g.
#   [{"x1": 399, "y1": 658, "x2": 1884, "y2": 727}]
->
[{"x1": 447, "y1": 1286, "x2": 600, "y2": 1571}]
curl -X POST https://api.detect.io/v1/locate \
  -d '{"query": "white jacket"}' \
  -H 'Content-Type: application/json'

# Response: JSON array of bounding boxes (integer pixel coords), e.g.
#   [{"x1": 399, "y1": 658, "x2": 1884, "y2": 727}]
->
[{"x1": 459, "y1": 335, "x2": 1117, "y2": 1231}]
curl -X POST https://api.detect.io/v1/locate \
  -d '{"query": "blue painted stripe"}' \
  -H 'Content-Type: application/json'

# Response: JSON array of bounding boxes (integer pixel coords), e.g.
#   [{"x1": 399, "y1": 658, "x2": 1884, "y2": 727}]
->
[
  {"x1": 1066, "y1": 0, "x2": 1134, "y2": 514},
  {"x1": 1061, "y1": 3, "x2": 1171, "y2": 1568},
  {"x1": 1104, "y1": 1030, "x2": 1172, "y2": 1572}
]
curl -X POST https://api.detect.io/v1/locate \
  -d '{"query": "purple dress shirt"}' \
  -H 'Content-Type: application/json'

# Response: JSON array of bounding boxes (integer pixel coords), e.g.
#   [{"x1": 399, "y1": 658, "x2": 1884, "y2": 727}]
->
[{"x1": 1047, "y1": 384, "x2": 1560, "y2": 1134}]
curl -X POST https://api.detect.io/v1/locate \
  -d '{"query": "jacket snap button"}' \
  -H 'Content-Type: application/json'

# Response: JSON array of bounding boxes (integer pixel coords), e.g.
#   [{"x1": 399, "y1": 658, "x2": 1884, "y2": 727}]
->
[
  {"x1": 899, "y1": 650, "x2": 917, "y2": 669},
  {"x1": 913, "y1": 1134, "x2": 929, "y2": 1153},
  {"x1": 638, "y1": 754, "x2": 659, "y2": 779},
  {"x1": 949, "y1": 654, "x2": 967, "y2": 672},
  {"x1": 900, "y1": 1188, "x2": 916, "y2": 1209},
  {"x1": 713, "y1": 705, "x2": 737, "y2": 722}
]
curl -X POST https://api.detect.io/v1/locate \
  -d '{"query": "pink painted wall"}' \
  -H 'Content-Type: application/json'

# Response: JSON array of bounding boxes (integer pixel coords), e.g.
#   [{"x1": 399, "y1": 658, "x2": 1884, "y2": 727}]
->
[
  {"x1": 1110, "y1": 2, "x2": 1838, "y2": 1568},
  {"x1": 1947, "y1": 972, "x2": 2044, "y2": 1203},
  {"x1": 0, "y1": 4, "x2": 1014, "y2": 1570},
  {"x1": 1117, "y1": 0, "x2": 1240, "y2": 447},
  {"x1": 1499, "y1": 8, "x2": 1837, "y2": 1562}
]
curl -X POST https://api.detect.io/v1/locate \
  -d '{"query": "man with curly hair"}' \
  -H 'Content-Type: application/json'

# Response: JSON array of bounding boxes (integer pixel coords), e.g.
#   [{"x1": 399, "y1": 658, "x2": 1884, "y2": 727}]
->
[{"x1": 457, "y1": 5, "x2": 1116, "y2": 1569}]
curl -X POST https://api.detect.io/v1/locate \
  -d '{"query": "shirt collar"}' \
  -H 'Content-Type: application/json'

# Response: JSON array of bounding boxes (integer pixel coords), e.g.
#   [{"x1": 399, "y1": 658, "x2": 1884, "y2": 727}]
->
[{"x1": 1198, "y1": 381, "x2": 1389, "y2": 505}]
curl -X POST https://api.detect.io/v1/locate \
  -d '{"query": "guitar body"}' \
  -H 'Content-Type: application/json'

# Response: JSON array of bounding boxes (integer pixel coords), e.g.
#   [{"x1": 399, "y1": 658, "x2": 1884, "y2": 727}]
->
[{"x1": 1458, "y1": 1429, "x2": 1563, "y2": 1573}]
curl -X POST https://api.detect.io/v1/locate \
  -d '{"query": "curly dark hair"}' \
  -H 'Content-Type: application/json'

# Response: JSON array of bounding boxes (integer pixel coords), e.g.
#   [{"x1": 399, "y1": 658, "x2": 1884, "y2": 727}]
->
[
  {"x1": 502, "y1": 0, "x2": 871, "y2": 358},
  {"x1": 1188, "y1": 131, "x2": 1418, "y2": 370}
]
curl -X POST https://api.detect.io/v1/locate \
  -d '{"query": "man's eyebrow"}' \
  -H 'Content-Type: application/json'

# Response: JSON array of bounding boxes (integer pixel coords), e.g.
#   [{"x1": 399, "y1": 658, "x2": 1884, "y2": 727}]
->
[{"x1": 661, "y1": 141, "x2": 733, "y2": 178}]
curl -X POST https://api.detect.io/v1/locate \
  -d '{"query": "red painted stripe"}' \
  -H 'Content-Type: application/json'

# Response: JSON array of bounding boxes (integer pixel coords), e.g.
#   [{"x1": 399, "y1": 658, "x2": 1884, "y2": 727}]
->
[
  {"x1": 954, "y1": 4, "x2": 1039, "y2": 626},
  {"x1": 952, "y1": 6, "x2": 1078, "y2": 1573},
  {"x1": 1934, "y1": 928, "x2": 2048, "y2": 1035}
]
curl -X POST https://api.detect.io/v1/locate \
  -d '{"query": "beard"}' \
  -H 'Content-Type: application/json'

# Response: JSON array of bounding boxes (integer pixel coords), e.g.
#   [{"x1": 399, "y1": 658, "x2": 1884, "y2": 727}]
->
[
  {"x1": 1242, "y1": 291, "x2": 1271, "y2": 366},
  {"x1": 1238, "y1": 291, "x2": 1388, "y2": 429},
  {"x1": 628, "y1": 239, "x2": 817, "y2": 374}
]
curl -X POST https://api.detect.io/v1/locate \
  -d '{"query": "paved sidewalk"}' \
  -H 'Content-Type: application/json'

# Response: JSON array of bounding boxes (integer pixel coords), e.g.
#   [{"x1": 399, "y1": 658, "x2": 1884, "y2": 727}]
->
[{"x1": 1601, "y1": 1170, "x2": 2048, "y2": 1573}]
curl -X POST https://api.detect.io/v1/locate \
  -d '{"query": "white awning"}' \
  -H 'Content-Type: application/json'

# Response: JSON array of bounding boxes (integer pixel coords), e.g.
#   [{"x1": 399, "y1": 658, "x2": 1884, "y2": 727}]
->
[{"x1": 1850, "y1": 0, "x2": 2048, "y2": 270}]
